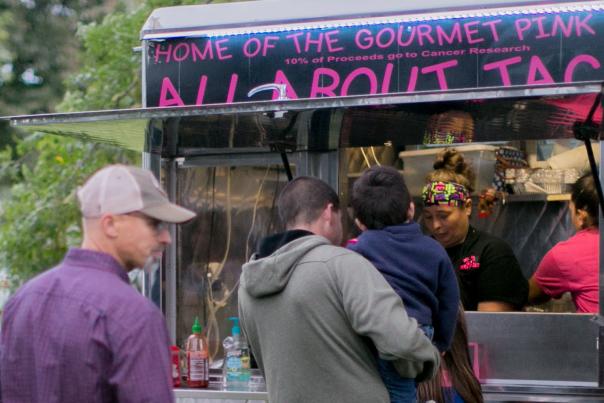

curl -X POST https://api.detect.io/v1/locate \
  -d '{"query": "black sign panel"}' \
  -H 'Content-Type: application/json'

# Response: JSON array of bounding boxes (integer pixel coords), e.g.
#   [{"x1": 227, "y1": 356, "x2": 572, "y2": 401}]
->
[{"x1": 145, "y1": 11, "x2": 604, "y2": 107}]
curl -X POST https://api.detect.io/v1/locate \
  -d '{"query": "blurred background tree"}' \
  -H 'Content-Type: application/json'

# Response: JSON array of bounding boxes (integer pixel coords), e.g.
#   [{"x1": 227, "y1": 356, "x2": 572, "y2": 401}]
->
[{"x1": 0, "y1": 0, "x2": 214, "y2": 286}]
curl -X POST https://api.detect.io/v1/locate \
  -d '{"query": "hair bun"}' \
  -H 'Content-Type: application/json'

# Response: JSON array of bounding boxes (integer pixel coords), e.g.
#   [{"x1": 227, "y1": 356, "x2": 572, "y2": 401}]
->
[
  {"x1": 433, "y1": 149, "x2": 467, "y2": 172},
  {"x1": 428, "y1": 148, "x2": 476, "y2": 193}
]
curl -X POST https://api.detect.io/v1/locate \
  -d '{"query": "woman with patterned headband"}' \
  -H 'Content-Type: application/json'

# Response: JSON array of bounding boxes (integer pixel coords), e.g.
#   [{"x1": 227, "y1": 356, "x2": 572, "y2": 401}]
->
[{"x1": 421, "y1": 149, "x2": 528, "y2": 312}]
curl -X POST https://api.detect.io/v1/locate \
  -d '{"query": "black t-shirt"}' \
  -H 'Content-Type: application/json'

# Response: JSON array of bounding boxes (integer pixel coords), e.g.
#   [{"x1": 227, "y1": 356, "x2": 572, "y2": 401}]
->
[{"x1": 446, "y1": 226, "x2": 528, "y2": 311}]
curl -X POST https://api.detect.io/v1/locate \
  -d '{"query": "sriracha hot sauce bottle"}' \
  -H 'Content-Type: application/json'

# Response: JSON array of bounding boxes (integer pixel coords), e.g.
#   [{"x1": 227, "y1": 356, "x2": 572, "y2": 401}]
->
[{"x1": 186, "y1": 317, "x2": 209, "y2": 388}]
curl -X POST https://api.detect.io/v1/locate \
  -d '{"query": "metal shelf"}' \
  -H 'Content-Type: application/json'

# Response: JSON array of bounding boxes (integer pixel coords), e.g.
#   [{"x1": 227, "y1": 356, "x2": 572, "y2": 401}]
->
[{"x1": 502, "y1": 193, "x2": 571, "y2": 203}]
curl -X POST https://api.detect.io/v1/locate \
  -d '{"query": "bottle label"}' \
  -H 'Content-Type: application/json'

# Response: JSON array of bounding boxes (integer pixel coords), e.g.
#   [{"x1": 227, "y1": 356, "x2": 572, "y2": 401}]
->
[
  {"x1": 226, "y1": 349, "x2": 251, "y2": 384},
  {"x1": 240, "y1": 355, "x2": 251, "y2": 381},
  {"x1": 189, "y1": 352, "x2": 209, "y2": 382},
  {"x1": 226, "y1": 351, "x2": 242, "y2": 366},
  {"x1": 170, "y1": 346, "x2": 181, "y2": 387},
  {"x1": 226, "y1": 352, "x2": 242, "y2": 382}
]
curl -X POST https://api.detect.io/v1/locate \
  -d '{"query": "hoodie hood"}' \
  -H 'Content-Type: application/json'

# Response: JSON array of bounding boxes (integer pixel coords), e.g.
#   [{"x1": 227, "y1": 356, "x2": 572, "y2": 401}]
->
[
  {"x1": 255, "y1": 229, "x2": 314, "y2": 258},
  {"x1": 241, "y1": 235, "x2": 330, "y2": 298}
]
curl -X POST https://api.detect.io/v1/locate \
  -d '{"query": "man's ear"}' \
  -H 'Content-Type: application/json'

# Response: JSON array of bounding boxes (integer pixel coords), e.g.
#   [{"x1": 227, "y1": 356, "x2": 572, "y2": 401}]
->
[
  {"x1": 320, "y1": 203, "x2": 333, "y2": 222},
  {"x1": 100, "y1": 214, "x2": 119, "y2": 238},
  {"x1": 407, "y1": 201, "x2": 416, "y2": 221},
  {"x1": 327, "y1": 203, "x2": 342, "y2": 224}
]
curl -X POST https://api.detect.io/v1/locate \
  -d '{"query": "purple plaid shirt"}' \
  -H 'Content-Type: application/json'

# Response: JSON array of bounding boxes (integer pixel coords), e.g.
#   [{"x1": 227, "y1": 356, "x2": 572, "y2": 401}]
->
[{"x1": 0, "y1": 248, "x2": 174, "y2": 403}]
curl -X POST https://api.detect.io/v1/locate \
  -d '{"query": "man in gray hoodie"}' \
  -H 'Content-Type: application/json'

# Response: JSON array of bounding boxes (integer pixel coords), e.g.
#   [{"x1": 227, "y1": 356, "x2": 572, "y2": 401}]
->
[{"x1": 238, "y1": 176, "x2": 440, "y2": 403}]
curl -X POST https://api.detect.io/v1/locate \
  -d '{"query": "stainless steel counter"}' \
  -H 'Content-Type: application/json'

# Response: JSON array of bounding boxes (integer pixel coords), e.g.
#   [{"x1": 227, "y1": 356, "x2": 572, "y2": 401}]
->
[
  {"x1": 174, "y1": 384, "x2": 604, "y2": 402},
  {"x1": 174, "y1": 386, "x2": 268, "y2": 402},
  {"x1": 482, "y1": 385, "x2": 604, "y2": 402},
  {"x1": 172, "y1": 312, "x2": 604, "y2": 403}
]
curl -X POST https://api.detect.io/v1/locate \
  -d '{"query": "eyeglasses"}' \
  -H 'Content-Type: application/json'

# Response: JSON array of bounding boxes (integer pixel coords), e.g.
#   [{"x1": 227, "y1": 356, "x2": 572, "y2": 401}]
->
[{"x1": 126, "y1": 212, "x2": 168, "y2": 234}]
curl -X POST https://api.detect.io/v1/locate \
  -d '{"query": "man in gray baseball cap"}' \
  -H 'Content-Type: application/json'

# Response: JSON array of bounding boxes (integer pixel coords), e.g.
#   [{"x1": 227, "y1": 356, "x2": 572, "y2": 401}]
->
[
  {"x1": 1, "y1": 164, "x2": 195, "y2": 403},
  {"x1": 77, "y1": 164, "x2": 195, "y2": 224},
  {"x1": 76, "y1": 164, "x2": 195, "y2": 272}
]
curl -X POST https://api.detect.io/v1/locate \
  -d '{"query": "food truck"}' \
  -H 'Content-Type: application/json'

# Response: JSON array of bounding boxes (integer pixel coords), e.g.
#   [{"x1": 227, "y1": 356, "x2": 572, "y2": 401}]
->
[{"x1": 7, "y1": 0, "x2": 604, "y2": 401}]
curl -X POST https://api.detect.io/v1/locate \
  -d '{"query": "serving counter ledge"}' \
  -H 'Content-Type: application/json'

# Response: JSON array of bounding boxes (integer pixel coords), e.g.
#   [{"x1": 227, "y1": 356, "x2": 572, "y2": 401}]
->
[
  {"x1": 174, "y1": 384, "x2": 268, "y2": 402},
  {"x1": 482, "y1": 385, "x2": 604, "y2": 402},
  {"x1": 173, "y1": 384, "x2": 604, "y2": 402}
]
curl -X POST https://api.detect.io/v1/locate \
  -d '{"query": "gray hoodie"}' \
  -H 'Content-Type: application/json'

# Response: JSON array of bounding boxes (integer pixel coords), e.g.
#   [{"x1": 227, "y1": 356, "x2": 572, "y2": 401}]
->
[{"x1": 239, "y1": 235, "x2": 439, "y2": 403}]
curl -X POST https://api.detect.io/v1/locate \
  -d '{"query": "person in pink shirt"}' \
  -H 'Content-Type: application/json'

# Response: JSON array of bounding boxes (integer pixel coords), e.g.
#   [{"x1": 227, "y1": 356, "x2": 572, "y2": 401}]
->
[{"x1": 529, "y1": 173, "x2": 599, "y2": 313}]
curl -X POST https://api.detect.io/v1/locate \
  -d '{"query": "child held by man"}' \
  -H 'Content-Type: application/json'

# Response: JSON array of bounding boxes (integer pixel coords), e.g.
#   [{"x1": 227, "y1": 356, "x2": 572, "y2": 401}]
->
[{"x1": 348, "y1": 166, "x2": 460, "y2": 403}]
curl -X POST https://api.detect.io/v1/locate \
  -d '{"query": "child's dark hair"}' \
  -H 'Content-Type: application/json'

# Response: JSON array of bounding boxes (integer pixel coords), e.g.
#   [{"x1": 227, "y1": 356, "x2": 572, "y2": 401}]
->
[
  {"x1": 417, "y1": 306, "x2": 484, "y2": 403},
  {"x1": 351, "y1": 166, "x2": 411, "y2": 230},
  {"x1": 571, "y1": 173, "x2": 599, "y2": 229}
]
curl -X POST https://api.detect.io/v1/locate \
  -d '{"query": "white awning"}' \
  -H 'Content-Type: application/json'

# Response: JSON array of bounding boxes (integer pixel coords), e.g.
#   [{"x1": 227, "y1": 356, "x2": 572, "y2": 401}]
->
[{"x1": 141, "y1": 0, "x2": 604, "y2": 39}]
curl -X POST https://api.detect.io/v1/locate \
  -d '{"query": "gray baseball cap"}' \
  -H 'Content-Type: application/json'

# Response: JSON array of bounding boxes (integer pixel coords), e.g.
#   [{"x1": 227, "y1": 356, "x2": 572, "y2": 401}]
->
[{"x1": 77, "y1": 164, "x2": 196, "y2": 223}]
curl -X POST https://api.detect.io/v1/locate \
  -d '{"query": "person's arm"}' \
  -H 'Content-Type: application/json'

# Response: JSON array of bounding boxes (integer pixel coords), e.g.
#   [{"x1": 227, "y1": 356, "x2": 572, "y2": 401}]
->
[
  {"x1": 433, "y1": 258, "x2": 459, "y2": 351},
  {"x1": 333, "y1": 251, "x2": 440, "y2": 381},
  {"x1": 238, "y1": 299, "x2": 265, "y2": 376},
  {"x1": 108, "y1": 307, "x2": 175, "y2": 403},
  {"x1": 528, "y1": 248, "x2": 565, "y2": 305},
  {"x1": 528, "y1": 277, "x2": 551, "y2": 305},
  {"x1": 477, "y1": 301, "x2": 516, "y2": 311}
]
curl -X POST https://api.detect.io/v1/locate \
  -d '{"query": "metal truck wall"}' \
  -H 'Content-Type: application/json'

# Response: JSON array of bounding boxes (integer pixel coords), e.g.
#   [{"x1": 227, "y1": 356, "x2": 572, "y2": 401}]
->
[
  {"x1": 145, "y1": 10, "x2": 604, "y2": 106},
  {"x1": 172, "y1": 163, "x2": 289, "y2": 361},
  {"x1": 466, "y1": 312, "x2": 599, "y2": 385}
]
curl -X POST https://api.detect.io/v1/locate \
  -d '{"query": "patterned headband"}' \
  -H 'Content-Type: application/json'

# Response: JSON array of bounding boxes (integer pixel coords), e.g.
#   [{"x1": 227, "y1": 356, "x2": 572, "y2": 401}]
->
[{"x1": 422, "y1": 181, "x2": 469, "y2": 207}]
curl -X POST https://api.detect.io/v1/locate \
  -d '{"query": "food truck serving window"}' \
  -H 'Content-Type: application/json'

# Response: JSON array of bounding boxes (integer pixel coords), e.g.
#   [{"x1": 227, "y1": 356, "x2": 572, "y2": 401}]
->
[{"x1": 336, "y1": 92, "x2": 602, "y2": 386}]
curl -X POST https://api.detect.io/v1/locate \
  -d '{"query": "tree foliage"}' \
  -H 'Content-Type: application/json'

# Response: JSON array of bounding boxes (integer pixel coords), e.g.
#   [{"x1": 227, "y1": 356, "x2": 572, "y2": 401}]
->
[
  {"x1": 0, "y1": 0, "x2": 107, "y2": 116},
  {"x1": 60, "y1": 0, "x2": 201, "y2": 112},
  {"x1": 0, "y1": 0, "x2": 236, "y2": 285},
  {"x1": 0, "y1": 135, "x2": 134, "y2": 283},
  {"x1": 0, "y1": 0, "x2": 116, "y2": 285},
  {"x1": 0, "y1": 0, "x2": 139, "y2": 284}
]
